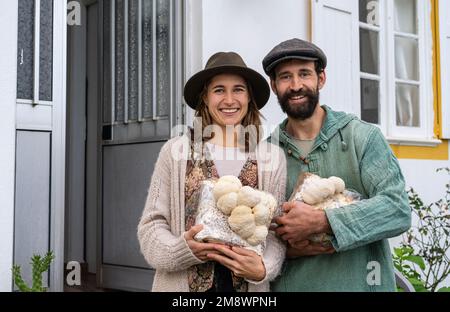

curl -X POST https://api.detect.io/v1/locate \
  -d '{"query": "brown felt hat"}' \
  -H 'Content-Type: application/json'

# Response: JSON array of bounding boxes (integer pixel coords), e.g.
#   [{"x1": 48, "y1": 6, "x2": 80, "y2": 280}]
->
[{"x1": 183, "y1": 52, "x2": 270, "y2": 110}]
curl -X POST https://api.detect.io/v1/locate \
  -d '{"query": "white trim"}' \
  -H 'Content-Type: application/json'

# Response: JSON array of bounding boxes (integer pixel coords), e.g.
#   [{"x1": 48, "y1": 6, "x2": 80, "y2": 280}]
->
[
  {"x1": 0, "y1": 0, "x2": 18, "y2": 292},
  {"x1": 124, "y1": 0, "x2": 129, "y2": 124},
  {"x1": 49, "y1": 0, "x2": 67, "y2": 292},
  {"x1": 111, "y1": 0, "x2": 116, "y2": 124},
  {"x1": 16, "y1": 99, "x2": 53, "y2": 106},
  {"x1": 16, "y1": 102, "x2": 52, "y2": 131},
  {"x1": 387, "y1": 137, "x2": 442, "y2": 147},
  {"x1": 152, "y1": 0, "x2": 157, "y2": 120},
  {"x1": 439, "y1": 0, "x2": 450, "y2": 138},
  {"x1": 137, "y1": 0, "x2": 143, "y2": 122},
  {"x1": 183, "y1": 0, "x2": 203, "y2": 129}
]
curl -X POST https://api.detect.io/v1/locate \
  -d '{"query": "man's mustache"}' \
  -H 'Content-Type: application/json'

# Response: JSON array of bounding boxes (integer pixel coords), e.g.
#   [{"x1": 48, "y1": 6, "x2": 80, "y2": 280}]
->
[{"x1": 284, "y1": 89, "x2": 316, "y2": 99}]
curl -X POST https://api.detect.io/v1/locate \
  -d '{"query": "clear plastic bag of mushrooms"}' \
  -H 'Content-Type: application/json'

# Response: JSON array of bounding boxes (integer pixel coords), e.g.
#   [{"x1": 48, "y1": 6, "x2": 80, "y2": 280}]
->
[
  {"x1": 194, "y1": 176, "x2": 279, "y2": 255},
  {"x1": 289, "y1": 173, "x2": 361, "y2": 245}
]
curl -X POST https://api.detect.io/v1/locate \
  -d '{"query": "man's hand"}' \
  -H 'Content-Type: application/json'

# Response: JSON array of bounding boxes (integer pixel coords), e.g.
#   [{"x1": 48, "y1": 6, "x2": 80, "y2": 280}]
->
[
  {"x1": 286, "y1": 240, "x2": 335, "y2": 258},
  {"x1": 273, "y1": 201, "x2": 332, "y2": 243}
]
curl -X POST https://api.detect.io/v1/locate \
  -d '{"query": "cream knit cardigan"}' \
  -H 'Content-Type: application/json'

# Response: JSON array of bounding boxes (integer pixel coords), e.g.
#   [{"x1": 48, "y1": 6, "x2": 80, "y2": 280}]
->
[{"x1": 137, "y1": 135, "x2": 287, "y2": 292}]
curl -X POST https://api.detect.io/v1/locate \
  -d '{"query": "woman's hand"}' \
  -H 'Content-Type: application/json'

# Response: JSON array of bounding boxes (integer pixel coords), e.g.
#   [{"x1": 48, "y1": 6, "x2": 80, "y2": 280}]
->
[
  {"x1": 184, "y1": 225, "x2": 224, "y2": 261},
  {"x1": 207, "y1": 245, "x2": 266, "y2": 282}
]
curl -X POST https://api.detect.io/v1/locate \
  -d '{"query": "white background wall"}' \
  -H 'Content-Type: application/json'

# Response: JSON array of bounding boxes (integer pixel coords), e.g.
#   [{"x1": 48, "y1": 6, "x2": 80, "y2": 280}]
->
[
  {"x1": 201, "y1": 0, "x2": 310, "y2": 136},
  {"x1": 0, "y1": 1, "x2": 18, "y2": 292}
]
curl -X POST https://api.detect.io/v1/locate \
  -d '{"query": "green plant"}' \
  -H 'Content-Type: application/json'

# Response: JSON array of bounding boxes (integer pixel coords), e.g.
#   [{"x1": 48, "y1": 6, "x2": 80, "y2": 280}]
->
[
  {"x1": 12, "y1": 251, "x2": 55, "y2": 292},
  {"x1": 393, "y1": 168, "x2": 450, "y2": 292}
]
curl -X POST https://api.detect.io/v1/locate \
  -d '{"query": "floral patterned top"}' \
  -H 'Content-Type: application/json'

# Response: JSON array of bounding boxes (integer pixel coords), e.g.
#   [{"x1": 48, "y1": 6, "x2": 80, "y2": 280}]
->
[{"x1": 185, "y1": 142, "x2": 258, "y2": 292}]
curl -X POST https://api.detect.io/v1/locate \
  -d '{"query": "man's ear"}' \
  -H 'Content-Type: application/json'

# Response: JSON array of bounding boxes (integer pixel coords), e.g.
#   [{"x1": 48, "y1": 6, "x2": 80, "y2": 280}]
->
[
  {"x1": 270, "y1": 79, "x2": 277, "y2": 94},
  {"x1": 318, "y1": 70, "x2": 326, "y2": 90}
]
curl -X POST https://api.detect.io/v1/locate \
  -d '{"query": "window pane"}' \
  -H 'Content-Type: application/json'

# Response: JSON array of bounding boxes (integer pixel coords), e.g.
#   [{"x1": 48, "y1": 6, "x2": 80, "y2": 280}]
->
[
  {"x1": 142, "y1": 0, "x2": 153, "y2": 119},
  {"x1": 128, "y1": 0, "x2": 139, "y2": 121},
  {"x1": 396, "y1": 83, "x2": 420, "y2": 127},
  {"x1": 360, "y1": 28, "x2": 379, "y2": 75},
  {"x1": 115, "y1": 0, "x2": 125, "y2": 122},
  {"x1": 359, "y1": 0, "x2": 379, "y2": 26},
  {"x1": 395, "y1": 36, "x2": 419, "y2": 81},
  {"x1": 394, "y1": 0, "x2": 417, "y2": 34},
  {"x1": 360, "y1": 79, "x2": 379, "y2": 124},
  {"x1": 156, "y1": 0, "x2": 170, "y2": 118},
  {"x1": 17, "y1": 0, "x2": 35, "y2": 100},
  {"x1": 39, "y1": 0, "x2": 53, "y2": 102}
]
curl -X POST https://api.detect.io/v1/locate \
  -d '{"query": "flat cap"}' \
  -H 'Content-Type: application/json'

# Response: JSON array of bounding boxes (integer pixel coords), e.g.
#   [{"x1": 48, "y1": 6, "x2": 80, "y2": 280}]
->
[{"x1": 262, "y1": 38, "x2": 327, "y2": 76}]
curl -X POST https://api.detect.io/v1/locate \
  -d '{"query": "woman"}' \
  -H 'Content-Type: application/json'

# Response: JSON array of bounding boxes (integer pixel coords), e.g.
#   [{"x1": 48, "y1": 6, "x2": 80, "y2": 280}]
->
[{"x1": 137, "y1": 52, "x2": 286, "y2": 292}]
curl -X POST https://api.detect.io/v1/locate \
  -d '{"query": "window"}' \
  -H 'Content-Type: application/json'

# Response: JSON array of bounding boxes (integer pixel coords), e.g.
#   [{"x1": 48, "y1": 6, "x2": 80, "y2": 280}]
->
[
  {"x1": 103, "y1": 0, "x2": 183, "y2": 143},
  {"x1": 17, "y1": 0, "x2": 54, "y2": 103},
  {"x1": 359, "y1": 0, "x2": 434, "y2": 142}
]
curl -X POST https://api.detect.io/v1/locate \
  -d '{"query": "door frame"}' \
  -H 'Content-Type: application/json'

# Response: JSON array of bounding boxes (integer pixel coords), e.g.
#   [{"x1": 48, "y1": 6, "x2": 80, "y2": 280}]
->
[{"x1": 50, "y1": 0, "x2": 68, "y2": 292}]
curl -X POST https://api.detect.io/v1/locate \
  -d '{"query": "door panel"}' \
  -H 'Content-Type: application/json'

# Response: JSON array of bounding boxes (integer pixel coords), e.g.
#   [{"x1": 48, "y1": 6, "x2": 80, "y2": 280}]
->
[
  {"x1": 14, "y1": 131, "x2": 51, "y2": 289},
  {"x1": 312, "y1": 0, "x2": 360, "y2": 115},
  {"x1": 103, "y1": 141, "x2": 164, "y2": 268},
  {"x1": 98, "y1": 0, "x2": 183, "y2": 291}
]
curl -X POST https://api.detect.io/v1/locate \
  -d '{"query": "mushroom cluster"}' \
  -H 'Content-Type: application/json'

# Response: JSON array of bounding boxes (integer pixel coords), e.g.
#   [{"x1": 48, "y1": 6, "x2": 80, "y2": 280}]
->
[
  {"x1": 299, "y1": 175, "x2": 345, "y2": 205},
  {"x1": 290, "y1": 173, "x2": 361, "y2": 244},
  {"x1": 212, "y1": 176, "x2": 277, "y2": 246}
]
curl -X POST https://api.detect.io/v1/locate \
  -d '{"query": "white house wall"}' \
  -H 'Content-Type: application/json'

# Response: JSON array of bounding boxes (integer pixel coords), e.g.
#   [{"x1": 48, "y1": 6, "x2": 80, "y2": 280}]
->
[
  {"x1": 0, "y1": 1, "x2": 18, "y2": 292},
  {"x1": 201, "y1": 0, "x2": 310, "y2": 135}
]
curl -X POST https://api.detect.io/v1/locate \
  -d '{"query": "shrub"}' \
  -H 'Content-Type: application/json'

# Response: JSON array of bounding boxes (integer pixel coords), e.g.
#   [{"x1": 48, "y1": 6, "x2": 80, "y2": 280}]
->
[{"x1": 393, "y1": 168, "x2": 450, "y2": 292}]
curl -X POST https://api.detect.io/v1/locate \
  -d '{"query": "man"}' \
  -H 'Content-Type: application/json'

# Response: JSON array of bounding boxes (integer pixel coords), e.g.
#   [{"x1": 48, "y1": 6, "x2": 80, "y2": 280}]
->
[{"x1": 263, "y1": 38, "x2": 411, "y2": 291}]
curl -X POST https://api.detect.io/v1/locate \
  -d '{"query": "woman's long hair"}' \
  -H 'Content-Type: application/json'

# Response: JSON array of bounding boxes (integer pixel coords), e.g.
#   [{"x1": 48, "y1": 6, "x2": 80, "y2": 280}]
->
[{"x1": 193, "y1": 78, "x2": 264, "y2": 152}]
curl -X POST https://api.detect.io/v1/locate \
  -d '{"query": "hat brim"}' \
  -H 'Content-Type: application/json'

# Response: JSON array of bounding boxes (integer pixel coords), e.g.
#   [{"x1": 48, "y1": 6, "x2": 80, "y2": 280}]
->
[
  {"x1": 184, "y1": 66, "x2": 270, "y2": 110},
  {"x1": 264, "y1": 55, "x2": 319, "y2": 75}
]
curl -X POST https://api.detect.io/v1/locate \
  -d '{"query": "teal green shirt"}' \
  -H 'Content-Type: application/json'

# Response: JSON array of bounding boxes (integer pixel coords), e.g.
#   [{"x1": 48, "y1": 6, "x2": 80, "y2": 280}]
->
[{"x1": 268, "y1": 106, "x2": 411, "y2": 292}]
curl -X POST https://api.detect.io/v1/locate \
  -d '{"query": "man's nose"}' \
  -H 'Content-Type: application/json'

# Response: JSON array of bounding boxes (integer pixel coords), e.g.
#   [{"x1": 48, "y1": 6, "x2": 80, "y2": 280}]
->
[{"x1": 290, "y1": 75, "x2": 303, "y2": 92}]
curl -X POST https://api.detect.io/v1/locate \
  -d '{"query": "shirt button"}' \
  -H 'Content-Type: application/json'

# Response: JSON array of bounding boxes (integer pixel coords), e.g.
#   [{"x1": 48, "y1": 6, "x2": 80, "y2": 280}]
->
[
  {"x1": 321, "y1": 143, "x2": 328, "y2": 151},
  {"x1": 288, "y1": 149, "x2": 293, "y2": 156}
]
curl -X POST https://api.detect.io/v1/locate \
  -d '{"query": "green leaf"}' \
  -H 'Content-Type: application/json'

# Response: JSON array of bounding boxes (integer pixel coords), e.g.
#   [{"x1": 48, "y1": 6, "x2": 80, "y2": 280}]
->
[
  {"x1": 404, "y1": 255, "x2": 426, "y2": 270},
  {"x1": 408, "y1": 277, "x2": 425, "y2": 286},
  {"x1": 394, "y1": 247, "x2": 404, "y2": 257},
  {"x1": 437, "y1": 287, "x2": 450, "y2": 292}
]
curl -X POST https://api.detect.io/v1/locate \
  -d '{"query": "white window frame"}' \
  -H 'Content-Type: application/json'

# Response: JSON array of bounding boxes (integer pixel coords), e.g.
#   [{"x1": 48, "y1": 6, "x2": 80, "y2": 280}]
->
[
  {"x1": 359, "y1": 0, "x2": 438, "y2": 146},
  {"x1": 439, "y1": 0, "x2": 450, "y2": 139}
]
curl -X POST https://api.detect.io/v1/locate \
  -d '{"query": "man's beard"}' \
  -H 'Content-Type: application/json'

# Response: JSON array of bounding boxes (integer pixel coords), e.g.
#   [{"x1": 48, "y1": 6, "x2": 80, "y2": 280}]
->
[{"x1": 277, "y1": 87, "x2": 320, "y2": 120}]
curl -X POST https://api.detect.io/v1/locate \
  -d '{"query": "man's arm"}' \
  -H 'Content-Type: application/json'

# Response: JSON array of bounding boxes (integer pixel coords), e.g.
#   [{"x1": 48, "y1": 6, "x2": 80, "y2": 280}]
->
[{"x1": 325, "y1": 127, "x2": 411, "y2": 252}]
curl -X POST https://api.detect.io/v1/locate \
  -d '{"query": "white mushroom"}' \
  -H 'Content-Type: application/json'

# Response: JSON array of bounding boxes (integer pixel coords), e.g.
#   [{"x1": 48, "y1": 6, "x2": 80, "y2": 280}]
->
[
  {"x1": 228, "y1": 205, "x2": 255, "y2": 239},
  {"x1": 217, "y1": 192, "x2": 238, "y2": 216},
  {"x1": 252, "y1": 203, "x2": 271, "y2": 226},
  {"x1": 213, "y1": 181, "x2": 240, "y2": 201},
  {"x1": 237, "y1": 186, "x2": 262, "y2": 207},
  {"x1": 328, "y1": 176, "x2": 345, "y2": 193},
  {"x1": 247, "y1": 226, "x2": 269, "y2": 246}
]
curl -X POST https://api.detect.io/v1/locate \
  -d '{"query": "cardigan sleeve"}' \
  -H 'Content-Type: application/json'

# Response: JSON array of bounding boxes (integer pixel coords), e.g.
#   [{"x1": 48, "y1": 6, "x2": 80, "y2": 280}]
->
[
  {"x1": 248, "y1": 144, "x2": 287, "y2": 285},
  {"x1": 137, "y1": 141, "x2": 204, "y2": 272}
]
